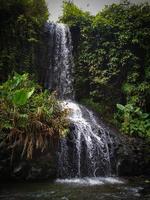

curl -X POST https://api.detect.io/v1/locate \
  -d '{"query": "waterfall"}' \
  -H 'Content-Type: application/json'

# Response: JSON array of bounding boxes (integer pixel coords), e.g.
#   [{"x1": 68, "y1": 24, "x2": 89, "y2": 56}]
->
[
  {"x1": 44, "y1": 23, "x2": 113, "y2": 178},
  {"x1": 58, "y1": 100, "x2": 113, "y2": 178},
  {"x1": 44, "y1": 23, "x2": 74, "y2": 99}
]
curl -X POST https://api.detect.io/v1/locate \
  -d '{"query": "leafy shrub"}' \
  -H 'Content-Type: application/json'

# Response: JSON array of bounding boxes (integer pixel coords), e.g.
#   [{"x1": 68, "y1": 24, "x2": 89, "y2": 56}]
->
[
  {"x1": 59, "y1": 1, "x2": 92, "y2": 27},
  {"x1": 116, "y1": 103, "x2": 150, "y2": 138},
  {"x1": 0, "y1": 73, "x2": 69, "y2": 159}
]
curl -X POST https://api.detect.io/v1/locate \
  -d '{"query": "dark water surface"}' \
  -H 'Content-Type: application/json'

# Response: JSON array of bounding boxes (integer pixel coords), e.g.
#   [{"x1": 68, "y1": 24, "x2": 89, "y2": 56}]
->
[{"x1": 0, "y1": 177, "x2": 149, "y2": 200}]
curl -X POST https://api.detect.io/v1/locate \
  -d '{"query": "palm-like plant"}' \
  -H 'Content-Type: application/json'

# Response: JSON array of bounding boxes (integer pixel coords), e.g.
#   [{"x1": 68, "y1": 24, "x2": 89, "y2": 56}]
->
[{"x1": 0, "y1": 73, "x2": 69, "y2": 159}]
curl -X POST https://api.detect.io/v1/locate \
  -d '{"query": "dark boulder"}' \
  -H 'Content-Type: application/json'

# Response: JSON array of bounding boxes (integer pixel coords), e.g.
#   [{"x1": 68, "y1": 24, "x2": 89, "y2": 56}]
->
[
  {"x1": 108, "y1": 130, "x2": 150, "y2": 176},
  {"x1": 0, "y1": 145, "x2": 57, "y2": 181}
]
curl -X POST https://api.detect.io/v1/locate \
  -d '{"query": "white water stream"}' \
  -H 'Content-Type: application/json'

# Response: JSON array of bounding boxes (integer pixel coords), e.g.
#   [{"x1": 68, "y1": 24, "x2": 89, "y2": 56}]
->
[{"x1": 45, "y1": 23, "x2": 114, "y2": 179}]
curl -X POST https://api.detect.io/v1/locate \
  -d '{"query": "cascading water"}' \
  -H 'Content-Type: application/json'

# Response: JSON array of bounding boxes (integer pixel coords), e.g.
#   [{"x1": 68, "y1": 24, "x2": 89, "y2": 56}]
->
[
  {"x1": 44, "y1": 23, "x2": 74, "y2": 99},
  {"x1": 58, "y1": 100, "x2": 113, "y2": 178},
  {"x1": 44, "y1": 23, "x2": 114, "y2": 179}
]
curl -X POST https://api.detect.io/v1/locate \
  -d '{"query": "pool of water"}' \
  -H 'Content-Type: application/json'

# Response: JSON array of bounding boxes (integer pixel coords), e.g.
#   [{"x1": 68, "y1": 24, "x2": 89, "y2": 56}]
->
[{"x1": 0, "y1": 177, "x2": 149, "y2": 200}]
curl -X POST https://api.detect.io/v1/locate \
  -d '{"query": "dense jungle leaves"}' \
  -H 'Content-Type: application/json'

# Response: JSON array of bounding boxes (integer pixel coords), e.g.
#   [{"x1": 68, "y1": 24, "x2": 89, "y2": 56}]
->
[
  {"x1": 0, "y1": 73, "x2": 69, "y2": 159},
  {"x1": 60, "y1": 0, "x2": 150, "y2": 137},
  {"x1": 0, "y1": 0, "x2": 49, "y2": 81}
]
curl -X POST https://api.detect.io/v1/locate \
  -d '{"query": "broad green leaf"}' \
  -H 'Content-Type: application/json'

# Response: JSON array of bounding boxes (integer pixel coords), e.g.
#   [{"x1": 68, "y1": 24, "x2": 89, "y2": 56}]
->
[
  {"x1": 116, "y1": 104, "x2": 125, "y2": 111},
  {"x1": 12, "y1": 88, "x2": 35, "y2": 106},
  {"x1": 125, "y1": 104, "x2": 134, "y2": 111},
  {"x1": 27, "y1": 87, "x2": 35, "y2": 99}
]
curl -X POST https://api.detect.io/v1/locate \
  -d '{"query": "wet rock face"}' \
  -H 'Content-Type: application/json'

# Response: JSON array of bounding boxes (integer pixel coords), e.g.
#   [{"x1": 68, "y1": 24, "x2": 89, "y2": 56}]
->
[
  {"x1": 0, "y1": 147, "x2": 57, "y2": 181},
  {"x1": 58, "y1": 114, "x2": 150, "y2": 179},
  {"x1": 109, "y1": 133, "x2": 150, "y2": 177},
  {"x1": 0, "y1": 133, "x2": 149, "y2": 181},
  {"x1": 57, "y1": 102, "x2": 114, "y2": 178}
]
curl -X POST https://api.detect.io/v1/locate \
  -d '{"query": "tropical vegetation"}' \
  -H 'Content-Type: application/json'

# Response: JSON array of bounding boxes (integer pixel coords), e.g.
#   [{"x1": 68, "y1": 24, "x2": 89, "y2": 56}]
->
[
  {"x1": 60, "y1": 0, "x2": 150, "y2": 138},
  {"x1": 0, "y1": 0, "x2": 149, "y2": 164},
  {"x1": 0, "y1": 73, "x2": 69, "y2": 159},
  {"x1": 0, "y1": 0, "x2": 49, "y2": 81}
]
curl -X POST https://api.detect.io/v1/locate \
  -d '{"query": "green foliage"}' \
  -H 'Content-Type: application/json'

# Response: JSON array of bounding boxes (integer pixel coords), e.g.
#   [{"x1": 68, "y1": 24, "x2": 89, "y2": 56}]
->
[
  {"x1": 59, "y1": 1, "x2": 92, "y2": 27},
  {"x1": 0, "y1": 0, "x2": 49, "y2": 81},
  {"x1": 0, "y1": 73, "x2": 69, "y2": 159},
  {"x1": 12, "y1": 88, "x2": 35, "y2": 106},
  {"x1": 116, "y1": 104, "x2": 150, "y2": 137},
  {"x1": 60, "y1": 1, "x2": 150, "y2": 137},
  {"x1": 81, "y1": 98, "x2": 103, "y2": 114}
]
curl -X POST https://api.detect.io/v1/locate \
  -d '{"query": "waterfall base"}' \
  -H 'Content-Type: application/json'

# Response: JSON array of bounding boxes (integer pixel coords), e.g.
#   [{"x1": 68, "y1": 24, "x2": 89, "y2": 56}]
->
[
  {"x1": 57, "y1": 100, "x2": 113, "y2": 178},
  {"x1": 56, "y1": 177, "x2": 124, "y2": 186},
  {"x1": 0, "y1": 127, "x2": 149, "y2": 181}
]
